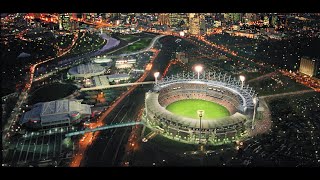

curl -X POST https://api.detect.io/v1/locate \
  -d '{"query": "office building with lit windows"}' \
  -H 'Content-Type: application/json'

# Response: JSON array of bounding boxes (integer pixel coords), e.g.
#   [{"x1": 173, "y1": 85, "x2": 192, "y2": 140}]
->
[{"x1": 299, "y1": 56, "x2": 319, "y2": 77}]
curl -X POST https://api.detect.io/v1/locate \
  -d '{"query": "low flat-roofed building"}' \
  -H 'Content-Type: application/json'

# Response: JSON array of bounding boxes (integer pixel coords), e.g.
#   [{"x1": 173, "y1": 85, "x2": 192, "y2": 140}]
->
[
  {"x1": 115, "y1": 63, "x2": 133, "y2": 69},
  {"x1": 20, "y1": 99, "x2": 91, "y2": 129},
  {"x1": 107, "y1": 74, "x2": 130, "y2": 82},
  {"x1": 115, "y1": 59, "x2": 136, "y2": 65}
]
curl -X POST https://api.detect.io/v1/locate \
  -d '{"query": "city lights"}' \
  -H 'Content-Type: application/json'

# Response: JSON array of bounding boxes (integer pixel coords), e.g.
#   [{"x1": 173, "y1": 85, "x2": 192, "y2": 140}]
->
[{"x1": 2, "y1": 12, "x2": 320, "y2": 168}]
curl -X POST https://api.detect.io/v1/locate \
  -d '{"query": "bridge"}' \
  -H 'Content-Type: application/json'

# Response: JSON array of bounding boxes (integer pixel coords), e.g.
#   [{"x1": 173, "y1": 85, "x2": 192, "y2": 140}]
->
[
  {"x1": 65, "y1": 121, "x2": 144, "y2": 137},
  {"x1": 80, "y1": 81, "x2": 154, "y2": 91}
]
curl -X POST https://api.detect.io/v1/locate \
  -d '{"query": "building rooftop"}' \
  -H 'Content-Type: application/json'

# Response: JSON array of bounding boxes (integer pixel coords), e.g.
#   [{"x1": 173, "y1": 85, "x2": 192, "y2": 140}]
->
[
  {"x1": 69, "y1": 63, "x2": 105, "y2": 75},
  {"x1": 107, "y1": 74, "x2": 130, "y2": 79},
  {"x1": 20, "y1": 99, "x2": 91, "y2": 125}
]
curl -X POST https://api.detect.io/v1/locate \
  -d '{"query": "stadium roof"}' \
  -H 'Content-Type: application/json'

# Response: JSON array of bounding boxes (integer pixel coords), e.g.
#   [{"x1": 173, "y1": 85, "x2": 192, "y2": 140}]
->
[
  {"x1": 68, "y1": 63, "x2": 105, "y2": 75},
  {"x1": 20, "y1": 99, "x2": 91, "y2": 125}
]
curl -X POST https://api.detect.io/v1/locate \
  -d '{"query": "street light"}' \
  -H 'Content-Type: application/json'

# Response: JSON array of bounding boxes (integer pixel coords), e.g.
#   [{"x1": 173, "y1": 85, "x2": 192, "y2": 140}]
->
[
  {"x1": 252, "y1": 96, "x2": 257, "y2": 130},
  {"x1": 154, "y1": 72, "x2": 160, "y2": 85},
  {"x1": 195, "y1": 65, "x2": 203, "y2": 79},
  {"x1": 239, "y1": 75, "x2": 245, "y2": 89}
]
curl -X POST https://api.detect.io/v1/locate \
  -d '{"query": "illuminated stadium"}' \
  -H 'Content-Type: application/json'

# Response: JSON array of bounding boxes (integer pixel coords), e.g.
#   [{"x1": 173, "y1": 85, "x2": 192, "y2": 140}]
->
[{"x1": 143, "y1": 70, "x2": 258, "y2": 145}]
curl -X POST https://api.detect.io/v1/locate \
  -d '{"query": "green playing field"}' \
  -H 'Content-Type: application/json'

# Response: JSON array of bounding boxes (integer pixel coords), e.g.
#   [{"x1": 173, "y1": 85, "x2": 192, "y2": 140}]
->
[{"x1": 166, "y1": 99, "x2": 230, "y2": 120}]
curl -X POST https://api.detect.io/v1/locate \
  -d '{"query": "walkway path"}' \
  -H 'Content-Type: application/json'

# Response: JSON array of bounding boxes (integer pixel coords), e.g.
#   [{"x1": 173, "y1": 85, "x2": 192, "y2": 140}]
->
[
  {"x1": 259, "y1": 89, "x2": 315, "y2": 100},
  {"x1": 247, "y1": 72, "x2": 277, "y2": 83}
]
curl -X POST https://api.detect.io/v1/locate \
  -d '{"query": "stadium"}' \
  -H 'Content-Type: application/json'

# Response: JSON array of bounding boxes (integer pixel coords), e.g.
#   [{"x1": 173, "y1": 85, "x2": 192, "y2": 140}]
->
[
  {"x1": 143, "y1": 70, "x2": 258, "y2": 145},
  {"x1": 19, "y1": 99, "x2": 91, "y2": 129}
]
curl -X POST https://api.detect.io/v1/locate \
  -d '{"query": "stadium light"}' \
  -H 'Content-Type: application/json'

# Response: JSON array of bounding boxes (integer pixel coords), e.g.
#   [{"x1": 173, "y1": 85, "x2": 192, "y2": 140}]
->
[
  {"x1": 195, "y1": 65, "x2": 203, "y2": 79},
  {"x1": 154, "y1": 72, "x2": 160, "y2": 85},
  {"x1": 252, "y1": 96, "x2": 257, "y2": 130},
  {"x1": 239, "y1": 75, "x2": 245, "y2": 89},
  {"x1": 197, "y1": 110, "x2": 204, "y2": 145}
]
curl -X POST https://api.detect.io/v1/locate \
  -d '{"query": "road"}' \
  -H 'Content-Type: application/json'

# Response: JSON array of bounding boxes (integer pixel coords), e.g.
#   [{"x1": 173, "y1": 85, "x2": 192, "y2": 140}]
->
[{"x1": 70, "y1": 48, "x2": 161, "y2": 167}]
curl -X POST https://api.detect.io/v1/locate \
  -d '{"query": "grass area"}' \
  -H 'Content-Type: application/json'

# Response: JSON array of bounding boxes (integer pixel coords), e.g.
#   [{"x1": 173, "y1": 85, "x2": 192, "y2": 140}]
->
[
  {"x1": 166, "y1": 99, "x2": 230, "y2": 120},
  {"x1": 112, "y1": 37, "x2": 153, "y2": 55},
  {"x1": 117, "y1": 34, "x2": 138, "y2": 42},
  {"x1": 248, "y1": 74, "x2": 310, "y2": 96},
  {"x1": 244, "y1": 71, "x2": 264, "y2": 81},
  {"x1": 150, "y1": 134, "x2": 198, "y2": 152}
]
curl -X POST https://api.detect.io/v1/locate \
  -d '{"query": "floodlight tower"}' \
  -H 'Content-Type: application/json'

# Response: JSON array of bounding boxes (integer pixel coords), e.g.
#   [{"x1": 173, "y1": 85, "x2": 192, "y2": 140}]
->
[
  {"x1": 252, "y1": 96, "x2": 258, "y2": 130},
  {"x1": 197, "y1": 110, "x2": 204, "y2": 145},
  {"x1": 195, "y1": 65, "x2": 203, "y2": 79},
  {"x1": 239, "y1": 75, "x2": 245, "y2": 89},
  {"x1": 154, "y1": 72, "x2": 160, "y2": 85}
]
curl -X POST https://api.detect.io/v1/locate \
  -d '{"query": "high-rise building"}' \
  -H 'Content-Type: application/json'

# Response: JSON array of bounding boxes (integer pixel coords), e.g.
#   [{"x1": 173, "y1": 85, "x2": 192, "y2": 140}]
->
[
  {"x1": 243, "y1": 13, "x2": 258, "y2": 23},
  {"x1": 158, "y1": 13, "x2": 170, "y2": 26},
  {"x1": 271, "y1": 15, "x2": 278, "y2": 27},
  {"x1": 86, "y1": 13, "x2": 92, "y2": 21},
  {"x1": 224, "y1": 13, "x2": 242, "y2": 24},
  {"x1": 199, "y1": 14, "x2": 206, "y2": 35},
  {"x1": 189, "y1": 13, "x2": 200, "y2": 35},
  {"x1": 59, "y1": 13, "x2": 71, "y2": 31},
  {"x1": 169, "y1": 13, "x2": 188, "y2": 27},
  {"x1": 299, "y1": 57, "x2": 319, "y2": 77},
  {"x1": 263, "y1": 16, "x2": 270, "y2": 26}
]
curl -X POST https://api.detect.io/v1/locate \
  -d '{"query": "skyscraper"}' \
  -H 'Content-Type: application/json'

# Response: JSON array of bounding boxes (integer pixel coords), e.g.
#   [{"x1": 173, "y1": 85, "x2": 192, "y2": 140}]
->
[
  {"x1": 169, "y1": 13, "x2": 188, "y2": 27},
  {"x1": 59, "y1": 13, "x2": 71, "y2": 31},
  {"x1": 299, "y1": 57, "x2": 319, "y2": 77},
  {"x1": 271, "y1": 15, "x2": 278, "y2": 27},
  {"x1": 224, "y1": 13, "x2": 242, "y2": 24},
  {"x1": 158, "y1": 13, "x2": 170, "y2": 26},
  {"x1": 263, "y1": 16, "x2": 270, "y2": 26},
  {"x1": 199, "y1": 14, "x2": 206, "y2": 35},
  {"x1": 189, "y1": 13, "x2": 200, "y2": 35}
]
